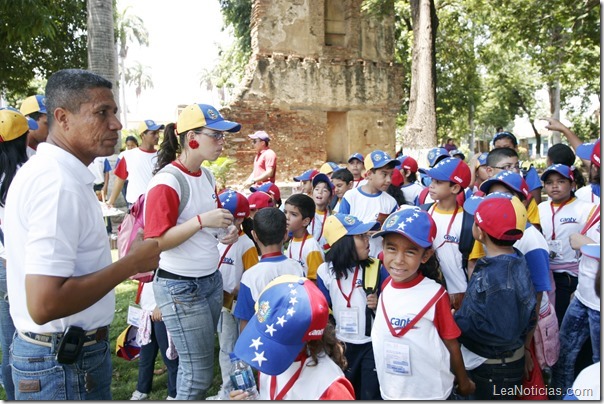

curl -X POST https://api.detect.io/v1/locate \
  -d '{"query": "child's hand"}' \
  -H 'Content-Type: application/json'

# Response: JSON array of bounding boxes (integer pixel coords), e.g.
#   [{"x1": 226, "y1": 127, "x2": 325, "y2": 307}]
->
[
  {"x1": 151, "y1": 307, "x2": 162, "y2": 322},
  {"x1": 456, "y1": 378, "x2": 475, "y2": 396},
  {"x1": 366, "y1": 293, "x2": 378, "y2": 310},
  {"x1": 229, "y1": 389, "x2": 249, "y2": 400}
]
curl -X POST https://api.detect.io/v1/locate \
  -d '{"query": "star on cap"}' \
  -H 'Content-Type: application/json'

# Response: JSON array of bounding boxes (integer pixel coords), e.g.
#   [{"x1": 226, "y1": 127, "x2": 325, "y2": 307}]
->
[
  {"x1": 265, "y1": 323, "x2": 276, "y2": 336},
  {"x1": 289, "y1": 296, "x2": 298, "y2": 305},
  {"x1": 406, "y1": 217, "x2": 414, "y2": 223},
  {"x1": 287, "y1": 307, "x2": 296, "y2": 317},
  {"x1": 413, "y1": 212, "x2": 419, "y2": 218},
  {"x1": 397, "y1": 222, "x2": 407, "y2": 231},
  {"x1": 290, "y1": 289, "x2": 298, "y2": 295},
  {"x1": 249, "y1": 337, "x2": 263, "y2": 350},
  {"x1": 276, "y1": 316, "x2": 287, "y2": 327},
  {"x1": 252, "y1": 351, "x2": 267, "y2": 367}
]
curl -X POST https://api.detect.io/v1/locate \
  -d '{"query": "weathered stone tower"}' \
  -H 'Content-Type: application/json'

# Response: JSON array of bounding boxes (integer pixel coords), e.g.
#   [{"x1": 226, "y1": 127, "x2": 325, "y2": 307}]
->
[{"x1": 224, "y1": 0, "x2": 403, "y2": 185}]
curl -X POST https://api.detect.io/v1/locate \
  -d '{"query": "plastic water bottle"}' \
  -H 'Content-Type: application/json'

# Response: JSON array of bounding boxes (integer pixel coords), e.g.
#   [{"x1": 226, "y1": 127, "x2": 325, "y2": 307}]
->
[{"x1": 229, "y1": 353, "x2": 259, "y2": 400}]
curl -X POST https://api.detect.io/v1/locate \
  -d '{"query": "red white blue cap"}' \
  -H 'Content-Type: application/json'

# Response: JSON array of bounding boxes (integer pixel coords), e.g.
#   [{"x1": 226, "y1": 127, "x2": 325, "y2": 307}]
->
[
  {"x1": 479, "y1": 170, "x2": 530, "y2": 200},
  {"x1": 540, "y1": 164, "x2": 574, "y2": 181},
  {"x1": 19, "y1": 94, "x2": 47, "y2": 115},
  {"x1": 233, "y1": 275, "x2": 329, "y2": 376},
  {"x1": 397, "y1": 155, "x2": 418, "y2": 173},
  {"x1": 580, "y1": 244, "x2": 600, "y2": 260},
  {"x1": 426, "y1": 147, "x2": 450, "y2": 167},
  {"x1": 372, "y1": 207, "x2": 437, "y2": 248},
  {"x1": 348, "y1": 152, "x2": 364, "y2": 163},
  {"x1": 390, "y1": 168, "x2": 404, "y2": 187},
  {"x1": 576, "y1": 139, "x2": 601, "y2": 168},
  {"x1": 250, "y1": 182, "x2": 281, "y2": 203},
  {"x1": 176, "y1": 103, "x2": 241, "y2": 134},
  {"x1": 323, "y1": 213, "x2": 379, "y2": 247},
  {"x1": 219, "y1": 189, "x2": 250, "y2": 218},
  {"x1": 474, "y1": 194, "x2": 526, "y2": 241},
  {"x1": 0, "y1": 107, "x2": 33, "y2": 142},
  {"x1": 419, "y1": 157, "x2": 471, "y2": 188},
  {"x1": 293, "y1": 169, "x2": 319, "y2": 182},
  {"x1": 247, "y1": 191, "x2": 274, "y2": 210},
  {"x1": 463, "y1": 191, "x2": 513, "y2": 215},
  {"x1": 364, "y1": 150, "x2": 401, "y2": 170}
]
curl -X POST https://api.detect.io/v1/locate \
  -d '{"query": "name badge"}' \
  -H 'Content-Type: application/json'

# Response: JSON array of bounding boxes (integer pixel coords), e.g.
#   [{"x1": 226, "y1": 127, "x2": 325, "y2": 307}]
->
[
  {"x1": 338, "y1": 307, "x2": 359, "y2": 335},
  {"x1": 384, "y1": 342, "x2": 412, "y2": 376}
]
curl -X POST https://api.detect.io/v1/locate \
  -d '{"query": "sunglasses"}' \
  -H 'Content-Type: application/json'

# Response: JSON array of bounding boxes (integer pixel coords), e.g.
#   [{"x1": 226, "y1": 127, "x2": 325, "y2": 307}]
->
[{"x1": 195, "y1": 130, "x2": 226, "y2": 141}]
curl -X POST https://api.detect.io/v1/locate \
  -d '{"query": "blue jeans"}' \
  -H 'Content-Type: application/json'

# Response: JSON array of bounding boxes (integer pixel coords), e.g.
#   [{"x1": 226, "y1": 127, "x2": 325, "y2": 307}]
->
[
  {"x1": 153, "y1": 271, "x2": 223, "y2": 400},
  {"x1": 468, "y1": 357, "x2": 525, "y2": 400},
  {"x1": 137, "y1": 319, "x2": 179, "y2": 398},
  {"x1": 551, "y1": 297, "x2": 600, "y2": 398},
  {"x1": 10, "y1": 331, "x2": 112, "y2": 400},
  {"x1": 0, "y1": 259, "x2": 15, "y2": 400}
]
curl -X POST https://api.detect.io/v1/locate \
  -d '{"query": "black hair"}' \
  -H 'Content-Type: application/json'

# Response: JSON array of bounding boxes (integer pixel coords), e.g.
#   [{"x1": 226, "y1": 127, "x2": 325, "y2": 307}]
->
[
  {"x1": 486, "y1": 147, "x2": 518, "y2": 167},
  {"x1": 370, "y1": 161, "x2": 398, "y2": 173},
  {"x1": 485, "y1": 182, "x2": 526, "y2": 201},
  {"x1": 154, "y1": 122, "x2": 203, "y2": 174},
  {"x1": 386, "y1": 184, "x2": 406, "y2": 205},
  {"x1": 547, "y1": 143, "x2": 586, "y2": 188},
  {"x1": 493, "y1": 131, "x2": 518, "y2": 147},
  {"x1": 404, "y1": 171, "x2": 418, "y2": 183},
  {"x1": 284, "y1": 193, "x2": 315, "y2": 220},
  {"x1": 588, "y1": 163, "x2": 600, "y2": 185},
  {"x1": 419, "y1": 251, "x2": 446, "y2": 286},
  {"x1": 125, "y1": 135, "x2": 139, "y2": 146},
  {"x1": 325, "y1": 235, "x2": 374, "y2": 280},
  {"x1": 331, "y1": 167, "x2": 353, "y2": 183},
  {"x1": 241, "y1": 217, "x2": 261, "y2": 255},
  {"x1": 0, "y1": 135, "x2": 28, "y2": 207},
  {"x1": 482, "y1": 231, "x2": 519, "y2": 247},
  {"x1": 306, "y1": 323, "x2": 347, "y2": 371},
  {"x1": 28, "y1": 111, "x2": 45, "y2": 122},
  {"x1": 253, "y1": 207, "x2": 286, "y2": 246},
  {"x1": 45, "y1": 69, "x2": 112, "y2": 129},
  {"x1": 432, "y1": 154, "x2": 448, "y2": 167}
]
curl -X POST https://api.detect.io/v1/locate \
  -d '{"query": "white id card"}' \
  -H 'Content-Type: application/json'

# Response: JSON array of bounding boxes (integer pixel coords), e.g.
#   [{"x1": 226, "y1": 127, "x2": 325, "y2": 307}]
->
[
  {"x1": 548, "y1": 240, "x2": 562, "y2": 257},
  {"x1": 338, "y1": 307, "x2": 359, "y2": 334},
  {"x1": 384, "y1": 342, "x2": 411, "y2": 376}
]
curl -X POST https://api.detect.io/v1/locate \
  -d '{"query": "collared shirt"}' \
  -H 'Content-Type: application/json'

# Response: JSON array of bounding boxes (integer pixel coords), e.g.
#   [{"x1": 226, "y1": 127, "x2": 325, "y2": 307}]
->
[
  {"x1": 5, "y1": 143, "x2": 114, "y2": 333},
  {"x1": 252, "y1": 148, "x2": 277, "y2": 184}
]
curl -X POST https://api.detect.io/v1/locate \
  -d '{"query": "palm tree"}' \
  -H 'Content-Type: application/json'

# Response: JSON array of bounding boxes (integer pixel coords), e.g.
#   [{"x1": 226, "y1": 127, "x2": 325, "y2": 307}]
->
[
  {"x1": 126, "y1": 61, "x2": 154, "y2": 101},
  {"x1": 116, "y1": 6, "x2": 149, "y2": 128}
]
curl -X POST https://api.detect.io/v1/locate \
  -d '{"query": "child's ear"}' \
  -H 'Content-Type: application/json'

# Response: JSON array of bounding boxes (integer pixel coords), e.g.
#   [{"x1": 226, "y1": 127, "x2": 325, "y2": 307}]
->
[
  {"x1": 302, "y1": 216, "x2": 311, "y2": 227},
  {"x1": 485, "y1": 166, "x2": 495, "y2": 178},
  {"x1": 251, "y1": 230, "x2": 259, "y2": 244},
  {"x1": 421, "y1": 247, "x2": 435, "y2": 264},
  {"x1": 451, "y1": 183, "x2": 462, "y2": 194}
]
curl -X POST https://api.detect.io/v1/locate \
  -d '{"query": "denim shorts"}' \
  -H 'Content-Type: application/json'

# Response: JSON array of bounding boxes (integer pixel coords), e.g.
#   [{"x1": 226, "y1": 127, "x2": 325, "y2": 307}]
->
[{"x1": 10, "y1": 331, "x2": 112, "y2": 400}]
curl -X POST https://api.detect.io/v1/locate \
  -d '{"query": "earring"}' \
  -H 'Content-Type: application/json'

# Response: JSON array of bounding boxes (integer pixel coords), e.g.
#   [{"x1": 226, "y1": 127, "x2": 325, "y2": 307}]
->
[{"x1": 188, "y1": 139, "x2": 200, "y2": 149}]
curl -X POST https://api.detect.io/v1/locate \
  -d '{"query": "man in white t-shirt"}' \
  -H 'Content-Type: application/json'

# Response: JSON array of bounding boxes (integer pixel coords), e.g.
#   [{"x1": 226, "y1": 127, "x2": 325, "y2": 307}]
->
[
  {"x1": 107, "y1": 119, "x2": 164, "y2": 207},
  {"x1": 4, "y1": 69, "x2": 161, "y2": 400}
]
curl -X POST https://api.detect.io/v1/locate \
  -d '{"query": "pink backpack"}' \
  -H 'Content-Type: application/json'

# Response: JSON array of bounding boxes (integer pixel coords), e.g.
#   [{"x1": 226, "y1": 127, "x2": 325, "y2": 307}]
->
[
  {"x1": 116, "y1": 165, "x2": 196, "y2": 282},
  {"x1": 533, "y1": 301, "x2": 560, "y2": 368}
]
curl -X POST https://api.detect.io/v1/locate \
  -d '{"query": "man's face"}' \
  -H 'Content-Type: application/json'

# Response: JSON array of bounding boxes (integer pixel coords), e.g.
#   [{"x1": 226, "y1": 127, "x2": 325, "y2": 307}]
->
[
  {"x1": 60, "y1": 87, "x2": 121, "y2": 165},
  {"x1": 142, "y1": 130, "x2": 160, "y2": 147},
  {"x1": 252, "y1": 138, "x2": 265, "y2": 152}
]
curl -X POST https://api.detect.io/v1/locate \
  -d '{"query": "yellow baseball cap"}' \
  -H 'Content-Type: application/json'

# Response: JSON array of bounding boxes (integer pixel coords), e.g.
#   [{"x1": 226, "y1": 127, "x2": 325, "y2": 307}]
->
[
  {"x1": 0, "y1": 107, "x2": 32, "y2": 142},
  {"x1": 176, "y1": 104, "x2": 241, "y2": 134}
]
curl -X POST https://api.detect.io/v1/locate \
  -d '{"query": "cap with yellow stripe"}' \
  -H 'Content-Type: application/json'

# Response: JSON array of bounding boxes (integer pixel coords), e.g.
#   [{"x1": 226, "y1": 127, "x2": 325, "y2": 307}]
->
[
  {"x1": 323, "y1": 213, "x2": 379, "y2": 249},
  {"x1": 20, "y1": 95, "x2": 47, "y2": 116},
  {"x1": 0, "y1": 107, "x2": 34, "y2": 142},
  {"x1": 364, "y1": 150, "x2": 401, "y2": 171},
  {"x1": 176, "y1": 104, "x2": 241, "y2": 134}
]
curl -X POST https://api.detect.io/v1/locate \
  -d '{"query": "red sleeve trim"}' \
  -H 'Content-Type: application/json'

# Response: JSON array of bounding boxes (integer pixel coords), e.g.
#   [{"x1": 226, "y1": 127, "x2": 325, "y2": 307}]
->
[
  {"x1": 114, "y1": 157, "x2": 128, "y2": 180},
  {"x1": 434, "y1": 289, "x2": 461, "y2": 339},
  {"x1": 144, "y1": 184, "x2": 180, "y2": 239},
  {"x1": 318, "y1": 377, "x2": 356, "y2": 400}
]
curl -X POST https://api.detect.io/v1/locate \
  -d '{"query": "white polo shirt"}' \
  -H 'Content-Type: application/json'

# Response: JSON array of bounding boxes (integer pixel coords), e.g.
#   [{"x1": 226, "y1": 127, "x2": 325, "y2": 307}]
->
[{"x1": 5, "y1": 143, "x2": 114, "y2": 333}]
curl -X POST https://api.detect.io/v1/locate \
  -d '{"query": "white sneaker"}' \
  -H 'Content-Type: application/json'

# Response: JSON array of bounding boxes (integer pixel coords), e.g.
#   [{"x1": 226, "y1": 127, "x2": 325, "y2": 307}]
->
[
  {"x1": 205, "y1": 394, "x2": 221, "y2": 400},
  {"x1": 130, "y1": 390, "x2": 149, "y2": 400},
  {"x1": 166, "y1": 396, "x2": 177, "y2": 400}
]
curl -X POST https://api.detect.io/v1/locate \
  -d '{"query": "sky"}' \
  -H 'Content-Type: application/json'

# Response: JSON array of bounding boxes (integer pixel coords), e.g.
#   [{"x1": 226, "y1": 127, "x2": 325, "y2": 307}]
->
[{"x1": 116, "y1": 0, "x2": 234, "y2": 129}]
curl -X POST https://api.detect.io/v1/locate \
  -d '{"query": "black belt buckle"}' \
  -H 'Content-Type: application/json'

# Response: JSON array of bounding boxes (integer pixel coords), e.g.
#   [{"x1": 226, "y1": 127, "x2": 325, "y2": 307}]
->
[{"x1": 56, "y1": 326, "x2": 86, "y2": 364}]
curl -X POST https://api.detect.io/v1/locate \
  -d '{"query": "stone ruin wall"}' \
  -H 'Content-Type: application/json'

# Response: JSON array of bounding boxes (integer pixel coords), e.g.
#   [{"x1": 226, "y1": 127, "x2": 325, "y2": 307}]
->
[{"x1": 221, "y1": 0, "x2": 403, "y2": 187}]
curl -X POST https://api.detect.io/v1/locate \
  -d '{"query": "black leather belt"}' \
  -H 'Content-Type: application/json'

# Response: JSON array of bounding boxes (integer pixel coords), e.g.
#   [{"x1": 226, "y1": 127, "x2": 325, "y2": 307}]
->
[
  {"x1": 19, "y1": 326, "x2": 109, "y2": 347},
  {"x1": 157, "y1": 268, "x2": 214, "y2": 281}
]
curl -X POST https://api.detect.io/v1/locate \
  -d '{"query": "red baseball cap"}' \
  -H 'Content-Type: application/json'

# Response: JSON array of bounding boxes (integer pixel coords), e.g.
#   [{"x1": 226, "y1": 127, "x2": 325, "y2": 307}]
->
[{"x1": 247, "y1": 191, "x2": 274, "y2": 210}]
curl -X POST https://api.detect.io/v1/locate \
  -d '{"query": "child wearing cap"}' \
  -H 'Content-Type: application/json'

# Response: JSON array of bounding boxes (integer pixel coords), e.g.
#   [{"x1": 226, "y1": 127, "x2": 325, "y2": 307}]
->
[
  {"x1": 231, "y1": 275, "x2": 355, "y2": 400},
  {"x1": 347, "y1": 153, "x2": 365, "y2": 188},
  {"x1": 397, "y1": 155, "x2": 424, "y2": 205},
  {"x1": 370, "y1": 208, "x2": 474, "y2": 399},
  {"x1": 418, "y1": 157, "x2": 473, "y2": 309},
  {"x1": 537, "y1": 164, "x2": 599, "y2": 326},
  {"x1": 316, "y1": 214, "x2": 388, "y2": 400},
  {"x1": 214, "y1": 189, "x2": 260, "y2": 398},
  {"x1": 319, "y1": 161, "x2": 340, "y2": 177},
  {"x1": 338, "y1": 150, "x2": 400, "y2": 257},
  {"x1": 469, "y1": 152, "x2": 489, "y2": 192},
  {"x1": 308, "y1": 173, "x2": 333, "y2": 248},
  {"x1": 329, "y1": 168, "x2": 354, "y2": 213},
  {"x1": 454, "y1": 196, "x2": 537, "y2": 399},
  {"x1": 233, "y1": 208, "x2": 304, "y2": 332},
  {"x1": 250, "y1": 181, "x2": 282, "y2": 208},
  {"x1": 486, "y1": 147, "x2": 542, "y2": 231},
  {"x1": 551, "y1": 214, "x2": 600, "y2": 398},
  {"x1": 284, "y1": 194, "x2": 325, "y2": 280},
  {"x1": 575, "y1": 139, "x2": 601, "y2": 204},
  {"x1": 293, "y1": 169, "x2": 319, "y2": 196},
  {"x1": 19, "y1": 94, "x2": 48, "y2": 157}
]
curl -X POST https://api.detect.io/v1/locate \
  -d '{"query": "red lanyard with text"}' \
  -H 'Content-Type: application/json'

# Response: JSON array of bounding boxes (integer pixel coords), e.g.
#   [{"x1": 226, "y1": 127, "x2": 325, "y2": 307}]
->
[
  {"x1": 311, "y1": 211, "x2": 328, "y2": 241},
  {"x1": 336, "y1": 266, "x2": 360, "y2": 308},
  {"x1": 289, "y1": 234, "x2": 308, "y2": 262},
  {"x1": 217, "y1": 244, "x2": 234, "y2": 271},
  {"x1": 580, "y1": 206, "x2": 600, "y2": 235},
  {"x1": 269, "y1": 356, "x2": 307, "y2": 400},
  {"x1": 429, "y1": 204, "x2": 458, "y2": 249},
  {"x1": 550, "y1": 199, "x2": 571, "y2": 240},
  {"x1": 380, "y1": 280, "x2": 446, "y2": 338}
]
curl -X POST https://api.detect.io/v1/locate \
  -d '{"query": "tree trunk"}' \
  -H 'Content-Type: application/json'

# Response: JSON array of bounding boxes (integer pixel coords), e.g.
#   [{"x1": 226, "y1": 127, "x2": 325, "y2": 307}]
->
[
  {"x1": 401, "y1": 0, "x2": 438, "y2": 162},
  {"x1": 87, "y1": 0, "x2": 120, "y2": 152},
  {"x1": 549, "y1": 81, "x2": 561, "y2": 145}
]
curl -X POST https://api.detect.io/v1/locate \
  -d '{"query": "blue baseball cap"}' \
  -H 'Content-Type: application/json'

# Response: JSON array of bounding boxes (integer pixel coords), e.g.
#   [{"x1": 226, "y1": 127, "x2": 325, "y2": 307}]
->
[
  {"x1": 540, "y1": 164, "x2": 574, "y2": 181},
  {"x1": 419, "y1": 157, "x2": 471, "y2": 188},
  {"x1": 311, "y1": 173, "x2": 334, "y2": 191},
  {"x1": 463, "y1": 191, "x2": 514, "y2": 215},
  {"x1": 137, "y1": 119, "x2": 165, "y2": 134},
  {"x1": 492, "y1": 131, "x2": 518, "y2": 146},
  {"x1": 475, "y1": 152, "x2": 488, "y2": 168},
  {"x1": 319, "y1": 161, "x2": 339, "y2": 174},
  {"x1": 348, "y1": 152, "x2": 364, "y2": 163},
  {"x1": 218, "y1": 189, "x2": 250, "y2": 218},
  {"x1": 426, "y1": 147, "x2": 450, "y2": 167},
  {"x1": 20, "y1": 95, "x2": 47, "y2": 115},
  {"x1": 364, "y1": 150, "x2": 401, "y2": 170},
  {"x1": 177, "y1": 103, "x2": 241, "y2": 133},
  {"x1": 449, "y1": 149, "x2": 465, "y2": 160},
  {"x1": 323, "y1": 213, "x2": 379, "y2": 247},
  {"x1": 293, "y1": 169, "x2": 319, "y2": 182},
  {"x1": 479, "y1": 170, "x2": 530, "y2": 200},
  {"x1": 576, "y1": 139, "x2": 601, "y2": 168},
  {"x1": 372, "y1": 207, "x2": 437, "y2": 248}
]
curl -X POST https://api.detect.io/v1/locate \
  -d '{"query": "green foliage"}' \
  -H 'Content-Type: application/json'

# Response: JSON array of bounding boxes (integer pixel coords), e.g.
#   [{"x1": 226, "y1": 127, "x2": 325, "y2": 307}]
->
[
  {"x1": 202, "y1": 156, "x2": 237, "y2": 191},
  {"x1": 0, "y1": 0, "x2": 87, "y2": 98}
]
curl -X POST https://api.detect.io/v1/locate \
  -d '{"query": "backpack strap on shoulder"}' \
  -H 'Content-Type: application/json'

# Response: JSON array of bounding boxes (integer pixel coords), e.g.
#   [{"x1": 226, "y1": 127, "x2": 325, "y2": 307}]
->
[
  {"x1": 458, "y1": 210, "x2": 475, "y2": 275},
  {"x1": 161, "y1": 164, "x2": 191, "y2": 216}
]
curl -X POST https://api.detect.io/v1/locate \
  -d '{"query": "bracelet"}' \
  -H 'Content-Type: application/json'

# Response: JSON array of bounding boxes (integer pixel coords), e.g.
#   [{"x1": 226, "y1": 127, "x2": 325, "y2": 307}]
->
[{"x1": 196, "y1": 214, "x2": 203, "y2": 230}]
